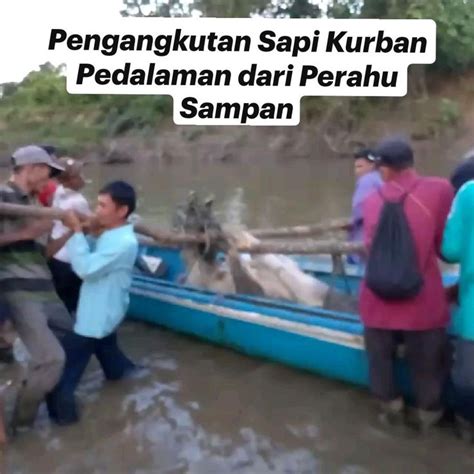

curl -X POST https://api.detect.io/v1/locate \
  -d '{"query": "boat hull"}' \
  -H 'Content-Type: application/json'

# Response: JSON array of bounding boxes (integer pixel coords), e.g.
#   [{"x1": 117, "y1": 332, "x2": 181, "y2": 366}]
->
[
  {"x1": 128, "y1": 245, "x2": 443, "y2": 391},
  {"x1": 130, "y1": 283, "x2": 370, "y2": 387}
]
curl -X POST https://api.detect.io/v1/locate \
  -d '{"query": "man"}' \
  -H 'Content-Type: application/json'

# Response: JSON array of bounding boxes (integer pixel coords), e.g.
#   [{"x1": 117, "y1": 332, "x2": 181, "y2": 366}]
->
[
  {"x1": 0, "y1": 145, "x2": 60, "y2": 364},
  {"x1": 0, "y1": 145, "x2": 73, "y2": 434},
  {"x1": 46, "y1": 157, "x2": 91, "y2": 314},
  {"x1": 347, "y1": 149, "x2": 383, "y2": 265},
  {"x1": 359, "y1": 138, "x2": 454, "y2": 430},
  {"x1": 47, "y1": 181, "x2": 139, "y2": 425},
  {"x1": 442, "y1": 166, "x2": 474, "y2": 441}
]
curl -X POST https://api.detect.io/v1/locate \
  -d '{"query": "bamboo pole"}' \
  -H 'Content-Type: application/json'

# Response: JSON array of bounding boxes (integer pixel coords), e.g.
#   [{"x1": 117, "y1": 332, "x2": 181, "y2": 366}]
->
[
  {"x1": 249, "y1": 217, "x2": 352, "y2": 239},
  {"x1": 0, "y1": 203, "x2": 365, "y2": 255}
]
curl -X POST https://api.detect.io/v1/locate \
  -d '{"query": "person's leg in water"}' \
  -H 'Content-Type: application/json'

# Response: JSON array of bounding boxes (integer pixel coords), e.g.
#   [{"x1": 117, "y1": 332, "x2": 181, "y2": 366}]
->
[
  {"x1": 451, "y1": 338, "x2": 474, "y2": 441},
  {"x1": 94, "y1": 333, "x2": 137, "y2": 380},
  {"x1": 46, "y1": 332, "x2": 95, "y2": 425},
  {"x1": 7, "y1": 297, "x2": 71, "y2": 433},
  {"x1": 404, "y1": 328, "x2": 449, "y2": 431},
  {"x1": 364, "y1": 327, "x2": 404, "y2": 424}
]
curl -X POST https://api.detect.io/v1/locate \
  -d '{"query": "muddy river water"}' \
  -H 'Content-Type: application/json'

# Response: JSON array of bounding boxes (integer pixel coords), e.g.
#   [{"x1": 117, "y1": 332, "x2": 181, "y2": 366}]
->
[{"x1": 2, "y1": 153, "x2": 473, "y2": 473}]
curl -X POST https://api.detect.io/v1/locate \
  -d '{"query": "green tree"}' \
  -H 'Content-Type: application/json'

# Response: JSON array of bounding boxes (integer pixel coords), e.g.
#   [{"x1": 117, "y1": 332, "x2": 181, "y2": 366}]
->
[
  {"x1": 270, "y1": 0, "x2": 322, "y2": 18},
  {"x1": 121, "y1": 0, "x2": 322, "y2": 18},
  {"x1": 359, "y1": 0, "x2": 474, "y2": 72}
]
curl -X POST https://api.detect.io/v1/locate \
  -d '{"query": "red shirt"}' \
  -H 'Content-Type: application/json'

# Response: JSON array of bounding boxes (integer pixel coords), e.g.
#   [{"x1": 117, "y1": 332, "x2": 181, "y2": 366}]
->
[
  {"x1": 359, "y1": 169, "x2": 454, "y2": 330},
  {"x1": 37, "y1": 180, "x2": 58, "y2": 207}
]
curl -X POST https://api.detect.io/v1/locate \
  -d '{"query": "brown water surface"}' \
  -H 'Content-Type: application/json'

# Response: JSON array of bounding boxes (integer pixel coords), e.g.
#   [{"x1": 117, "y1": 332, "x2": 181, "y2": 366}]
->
[{"x1": 2, "y1": 153, "x2": 470, "y2": 473}]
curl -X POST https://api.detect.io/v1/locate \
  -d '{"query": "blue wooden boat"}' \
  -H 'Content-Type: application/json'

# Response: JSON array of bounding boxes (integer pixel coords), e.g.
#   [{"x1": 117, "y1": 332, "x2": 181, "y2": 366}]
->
[{"x1": 128, "y1": 245, "x2": 459, "y2": 391}]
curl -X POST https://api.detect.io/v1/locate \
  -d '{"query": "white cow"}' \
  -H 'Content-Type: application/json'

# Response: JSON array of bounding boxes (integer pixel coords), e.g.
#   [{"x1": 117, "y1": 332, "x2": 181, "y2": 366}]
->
[{"x1": 182, "y1": 231, "x2": 358, "y2": 314}]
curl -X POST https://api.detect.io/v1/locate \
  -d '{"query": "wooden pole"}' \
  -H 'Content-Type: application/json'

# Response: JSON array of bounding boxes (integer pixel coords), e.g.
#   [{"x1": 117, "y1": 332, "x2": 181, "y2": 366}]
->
[
  {"x1": 0, "y1": 203, "x2": 365, "y2": 255},
  {"x1": 237, "y1": 239, "x2": 364, "y2": 255},
  {"x1": 249, "y1": 217, "x2": 352, "y2": 239},
  {"x1": 143, "y1": 236, "x2": 364, "y2": 255},
  {"x1": 0, "y1": 202, "x2": 209, "y2": 245}
]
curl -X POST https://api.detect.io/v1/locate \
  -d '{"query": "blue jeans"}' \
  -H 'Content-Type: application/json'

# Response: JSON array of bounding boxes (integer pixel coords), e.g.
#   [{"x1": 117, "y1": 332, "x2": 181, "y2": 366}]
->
[
  {"x1": 46, "y1": 331, "x2": 135, "y2": 424},
  {"x1": 451, "y1": 338, "x2": 474, "y2": 422}
]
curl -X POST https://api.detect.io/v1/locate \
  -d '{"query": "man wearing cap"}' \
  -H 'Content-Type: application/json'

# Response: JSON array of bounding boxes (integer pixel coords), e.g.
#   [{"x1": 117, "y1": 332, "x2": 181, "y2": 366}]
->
[
  {"x1": 347, "y1": 149, "x2": 383, "y2": 265},
  {"x1": 359, "y1": 138, "x2": 454, "y2": 430},
  {"x1": 0, "y1": 145, "x2": 73, "y2": 434},
  {"x1": 46, "y1": 157, "x2": 91, "y2": 315}
]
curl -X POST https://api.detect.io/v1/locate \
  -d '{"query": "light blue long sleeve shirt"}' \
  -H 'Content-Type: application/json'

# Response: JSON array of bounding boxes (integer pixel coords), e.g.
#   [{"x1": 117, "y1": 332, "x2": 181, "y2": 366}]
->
[{"x1": 66, "y1": 224, "x2": 138, "y2": 339}]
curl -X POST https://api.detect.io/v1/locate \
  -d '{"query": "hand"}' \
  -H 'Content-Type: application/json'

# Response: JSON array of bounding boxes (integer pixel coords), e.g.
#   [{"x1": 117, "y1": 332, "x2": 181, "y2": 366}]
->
[
  {"x1": 82, "y1": 215, "x2": 104, "y2": 237},
  {"x1": 21, "y1": 219, "x2": 53, "y2": 240},
  {"x1": 61, "y1": 211, "x2": 82, "y2": 233},
  {"x1": 231, "y1": 230, "x2": 260, "y2": 249}
]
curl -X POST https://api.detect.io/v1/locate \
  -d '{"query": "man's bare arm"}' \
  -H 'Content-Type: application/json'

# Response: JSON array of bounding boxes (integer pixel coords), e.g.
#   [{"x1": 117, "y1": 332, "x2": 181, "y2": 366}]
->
[
  {"x1": 0, "y1": 229, "x2": 29, "y2": 247},
  {"x1": 0, "y1": 220, "x2": 53, "y2": 248}
]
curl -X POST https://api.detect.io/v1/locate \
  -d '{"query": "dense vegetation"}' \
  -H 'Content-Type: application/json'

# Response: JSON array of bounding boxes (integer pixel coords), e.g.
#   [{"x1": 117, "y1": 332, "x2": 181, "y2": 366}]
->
[{"x1": 0, "y1": 0, "x2": 472, "y2": 155}]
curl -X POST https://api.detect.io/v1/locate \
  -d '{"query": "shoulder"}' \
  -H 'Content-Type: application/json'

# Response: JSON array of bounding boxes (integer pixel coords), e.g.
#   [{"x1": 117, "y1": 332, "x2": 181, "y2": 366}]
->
[
  {"x1": 125, "y1": 229, "x2": 139, "y2": 250},
  {"x1": 418, "y1": 176, "x2": 454, "y2": 199},
  {"x1": 0, "y1": 183, "x2": 17, "y2": 204},
  {"x1": 359, "y1": 171, "x2": 382, "y2": 187},
  {"x1": 72, "y1": 193, "x2": 89, "y2": 209},
  {"x1": 457, "y1": 180, "x2": 474, "y2": 195},
  {"x1": 455, "y1": 180, "x2": 474, "y2": 203},
  {"x1": 104, "y1": 226, "x2": 138, "y2": 250},
  {"x1": 420, "y1": 176, "x2": 451, "y2": 188}
]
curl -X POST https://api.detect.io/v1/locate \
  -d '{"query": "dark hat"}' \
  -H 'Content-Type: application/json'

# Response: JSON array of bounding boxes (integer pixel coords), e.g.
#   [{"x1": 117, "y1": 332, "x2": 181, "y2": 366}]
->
[
  {"x1": 354, "y1": 148, "x2": 377, "y2": 162},
  {"x1": 450, "y1": 149, "x2": 474, "y2": 192},
  {"x1": 373, "y1": 138, "x2": 414, "y2": 169}
]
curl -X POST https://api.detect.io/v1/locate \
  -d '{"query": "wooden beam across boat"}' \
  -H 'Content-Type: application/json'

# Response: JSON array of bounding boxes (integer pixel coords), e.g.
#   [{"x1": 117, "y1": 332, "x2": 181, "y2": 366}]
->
[
  {"x1": 249, "y1": 218, "x2": 352, "y2": 239},
  {"x1": 0, "y1": 202, "x2": 365, "y2": 255},
  {"x1": 0, "y1": 202, "x2": 204, "y2": 245}
]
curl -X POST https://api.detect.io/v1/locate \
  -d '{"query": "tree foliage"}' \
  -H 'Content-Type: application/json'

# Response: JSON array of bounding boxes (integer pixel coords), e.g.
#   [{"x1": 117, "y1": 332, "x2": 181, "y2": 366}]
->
[
  {"x1": 121, "y1": 0, "x2": 474, "y2": 72},
  {"x1": 0, "y1": 0, "x2": 471, "y2": 154}
]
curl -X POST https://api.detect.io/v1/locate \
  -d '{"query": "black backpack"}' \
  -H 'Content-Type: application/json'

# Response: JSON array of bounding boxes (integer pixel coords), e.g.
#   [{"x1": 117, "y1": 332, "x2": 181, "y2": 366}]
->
[{"x1": 365, "y1": 184, "x2": 424, "y2": 300}]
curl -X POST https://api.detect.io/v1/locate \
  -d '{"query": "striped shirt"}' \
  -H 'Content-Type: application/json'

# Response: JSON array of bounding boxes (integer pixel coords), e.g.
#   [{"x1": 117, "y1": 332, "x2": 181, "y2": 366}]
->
[{"x1": 0, "y1": 182, "x2": 57, "y2": 299}]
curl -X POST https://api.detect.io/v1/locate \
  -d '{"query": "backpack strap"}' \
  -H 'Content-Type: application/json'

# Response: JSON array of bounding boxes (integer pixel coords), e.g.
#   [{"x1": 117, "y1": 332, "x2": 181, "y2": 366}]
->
[
  {"x1": 393, "y1": 180, "x2": 433, "y2": 220},
  {"x1": 378, "y1": 180, "x2": 424, "y2": 207}
]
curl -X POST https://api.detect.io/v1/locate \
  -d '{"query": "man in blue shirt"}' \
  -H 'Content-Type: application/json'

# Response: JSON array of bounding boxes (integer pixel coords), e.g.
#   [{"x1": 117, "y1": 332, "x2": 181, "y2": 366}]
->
[
  {"x1": 46, "y1": 181, "x2": 139, "y2": 425},
  {"x1": 347, "y1": 148, "x2": 383, "y2": 265}
]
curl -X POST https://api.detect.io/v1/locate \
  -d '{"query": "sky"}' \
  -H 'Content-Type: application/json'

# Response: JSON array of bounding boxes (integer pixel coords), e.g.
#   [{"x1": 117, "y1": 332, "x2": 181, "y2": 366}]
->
[
  {"x1": 0, "y1": 0, "x2": 327, "y2": 84},
  {"x1": 0, "y1": 0, "x2": 123, "y2": 83}
]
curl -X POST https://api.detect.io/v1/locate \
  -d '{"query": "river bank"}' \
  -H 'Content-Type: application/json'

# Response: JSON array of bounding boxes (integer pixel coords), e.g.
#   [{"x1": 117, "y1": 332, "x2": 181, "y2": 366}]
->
[{"x1": 0, "y1": 71, "x2": 473, "y2": 167}]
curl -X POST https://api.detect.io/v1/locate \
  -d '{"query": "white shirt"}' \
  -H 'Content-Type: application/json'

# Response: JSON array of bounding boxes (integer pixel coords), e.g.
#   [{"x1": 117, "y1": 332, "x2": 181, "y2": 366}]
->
[{"x1": 51, "y1": 185, "x2": 91, "y2": 263}]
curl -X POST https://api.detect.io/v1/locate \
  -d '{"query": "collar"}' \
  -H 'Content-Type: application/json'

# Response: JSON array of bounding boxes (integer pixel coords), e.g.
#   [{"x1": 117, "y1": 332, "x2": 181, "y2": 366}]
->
[
  {"x1": 56, "y1": 184, "x2": 80, "y2": 198},
  {"x1": 389, "y1": 168, "x2": 419, "y2": 188},
  {"x1": 100, "y1": 223, "x2": 134, "y2": 237},
  {"x1": 357, "y1": 169, "x2": 380, "y2": 183}
]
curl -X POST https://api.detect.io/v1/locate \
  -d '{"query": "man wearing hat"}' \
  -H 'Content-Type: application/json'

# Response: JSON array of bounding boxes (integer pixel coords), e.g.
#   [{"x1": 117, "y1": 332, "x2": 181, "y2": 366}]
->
[
  {"x1": 0, "y1": 145, "x2": 73, "y2": 434},
  {"x1": 359, "y1": 138, "x2": 454, "y2": 430},
  {"x1": 46, "y1": 157, "x2": 91, "y2": 315},
  {"x1": 347, "y1": 148, "x2": 383, "y2": 264}
]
